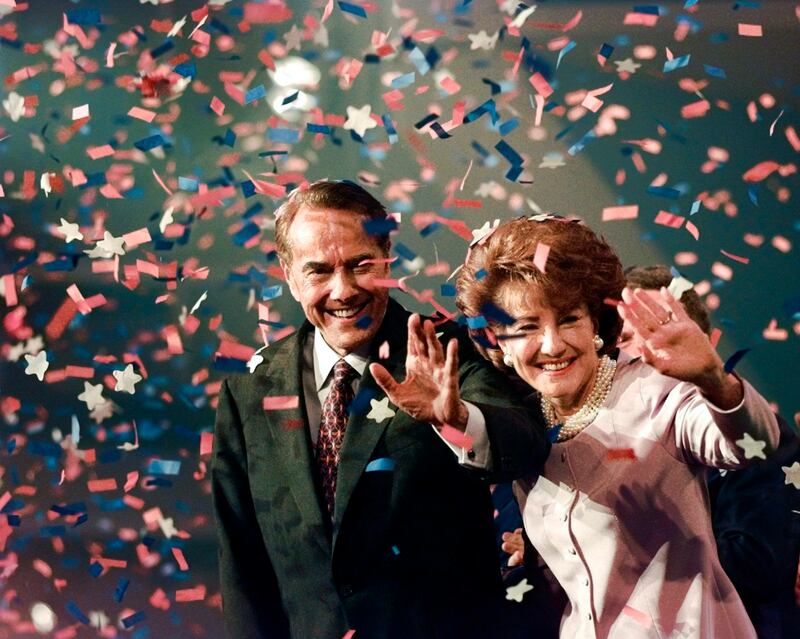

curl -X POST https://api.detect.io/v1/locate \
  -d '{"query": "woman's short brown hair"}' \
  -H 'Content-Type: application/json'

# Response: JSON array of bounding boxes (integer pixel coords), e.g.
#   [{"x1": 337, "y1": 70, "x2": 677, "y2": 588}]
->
[
  {"x1": 274, "y1": 179, "x2": 391, "y2": 264},
  {"x1": 456, "y1": 216, "x2": 626, "y2": 370}
]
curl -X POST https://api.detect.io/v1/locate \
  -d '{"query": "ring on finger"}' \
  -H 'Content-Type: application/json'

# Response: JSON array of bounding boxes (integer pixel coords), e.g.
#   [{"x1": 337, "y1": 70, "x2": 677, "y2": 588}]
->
[{"x1": 658, "y1": 313, "x2": 673, "y2": 326}]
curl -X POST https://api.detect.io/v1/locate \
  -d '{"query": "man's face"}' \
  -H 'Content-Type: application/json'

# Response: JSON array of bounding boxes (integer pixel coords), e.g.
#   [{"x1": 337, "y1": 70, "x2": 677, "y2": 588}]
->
[{"x1": 281, "y1": 205, "x2": 391, "y2": 356}]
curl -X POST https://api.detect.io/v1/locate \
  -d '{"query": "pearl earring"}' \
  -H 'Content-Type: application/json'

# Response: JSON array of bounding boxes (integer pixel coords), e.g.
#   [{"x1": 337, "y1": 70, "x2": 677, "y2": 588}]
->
[
  {"x1": 503, "y1": 353, "x2": 514, "y2": 367},
  {"x1": 592, "y1": 335, "x2": 604, "y2": 351}
]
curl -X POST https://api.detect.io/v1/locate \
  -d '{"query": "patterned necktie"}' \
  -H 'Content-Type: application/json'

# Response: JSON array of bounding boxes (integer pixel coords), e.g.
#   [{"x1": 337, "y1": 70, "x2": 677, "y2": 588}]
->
[{"x1": 316, "y1": 359, "x2": 357, "y2": 516}]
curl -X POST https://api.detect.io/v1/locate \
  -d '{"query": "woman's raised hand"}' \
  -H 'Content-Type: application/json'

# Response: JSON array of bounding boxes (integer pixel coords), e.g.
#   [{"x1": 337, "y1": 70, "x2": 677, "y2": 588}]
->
[{"x1": 617, "y1": 287, "x2": 742, "y2": 409}]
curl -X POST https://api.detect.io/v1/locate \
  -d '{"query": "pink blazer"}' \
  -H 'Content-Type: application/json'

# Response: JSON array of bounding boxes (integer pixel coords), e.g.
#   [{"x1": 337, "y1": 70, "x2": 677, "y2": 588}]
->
[{"x1": 515, "y1": 353, "x2": 780, "y2": 639}]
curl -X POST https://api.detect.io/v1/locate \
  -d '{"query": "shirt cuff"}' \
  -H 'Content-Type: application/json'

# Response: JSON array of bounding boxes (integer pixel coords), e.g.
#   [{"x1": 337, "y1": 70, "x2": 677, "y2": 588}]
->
[
  {"x1": 432, "y1": 401, "x2": 493, "y2": 469},
  {"x1": 705, "y1": 373, "x2": 746, "y2": 414}
]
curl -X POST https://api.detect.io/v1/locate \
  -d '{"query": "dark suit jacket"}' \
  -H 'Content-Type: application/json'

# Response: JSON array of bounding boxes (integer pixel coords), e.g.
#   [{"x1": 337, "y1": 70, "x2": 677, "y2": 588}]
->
[{"x1": 212, "y1": 298, "x2": 549, "y2": 639}]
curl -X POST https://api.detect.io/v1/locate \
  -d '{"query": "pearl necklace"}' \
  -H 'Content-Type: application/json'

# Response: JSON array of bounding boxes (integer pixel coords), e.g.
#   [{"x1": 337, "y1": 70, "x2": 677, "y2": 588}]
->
[{"x1": 541, "y1": 355, "x2": 617, "y2": 442}]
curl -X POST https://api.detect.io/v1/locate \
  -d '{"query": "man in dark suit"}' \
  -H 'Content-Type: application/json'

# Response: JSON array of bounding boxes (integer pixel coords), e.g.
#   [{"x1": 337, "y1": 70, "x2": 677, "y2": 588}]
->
[{"x1": 212, "y1": 180, "x2": 548, "y2": 639}]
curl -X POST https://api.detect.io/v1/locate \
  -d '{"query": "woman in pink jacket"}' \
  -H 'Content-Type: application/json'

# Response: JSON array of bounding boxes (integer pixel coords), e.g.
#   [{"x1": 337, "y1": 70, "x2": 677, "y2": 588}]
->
[{"x1": 448, "y1": 216, "x2": 779, "y2": 638}]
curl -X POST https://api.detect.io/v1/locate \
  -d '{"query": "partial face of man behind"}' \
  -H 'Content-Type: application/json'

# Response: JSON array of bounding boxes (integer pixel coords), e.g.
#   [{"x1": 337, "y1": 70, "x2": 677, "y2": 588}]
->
[{"x1": 281, "y1": 205, "x2": 390, "y2": 355}]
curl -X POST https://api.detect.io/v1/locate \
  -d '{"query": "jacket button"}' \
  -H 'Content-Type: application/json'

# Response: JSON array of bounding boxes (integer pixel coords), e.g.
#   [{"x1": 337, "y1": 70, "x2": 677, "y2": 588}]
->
[{"x1": 341, "y1": 585, "x2": 354, "y2": 597}]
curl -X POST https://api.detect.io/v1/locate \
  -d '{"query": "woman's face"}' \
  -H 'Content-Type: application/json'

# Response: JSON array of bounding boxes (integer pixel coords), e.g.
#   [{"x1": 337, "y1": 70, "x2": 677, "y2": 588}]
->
[{"x1": 496, "y1": 283, "x2": 600, "y2": 415}]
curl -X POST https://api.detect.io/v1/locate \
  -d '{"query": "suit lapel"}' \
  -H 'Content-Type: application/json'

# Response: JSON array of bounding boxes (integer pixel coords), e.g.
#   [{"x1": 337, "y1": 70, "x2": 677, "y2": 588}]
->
[
  {"x1": 258, "y1": 323, "x2": 331, "y2": 550},
  {"x1": 332, "y1": 300, "x2": 410, "y2": 542}
]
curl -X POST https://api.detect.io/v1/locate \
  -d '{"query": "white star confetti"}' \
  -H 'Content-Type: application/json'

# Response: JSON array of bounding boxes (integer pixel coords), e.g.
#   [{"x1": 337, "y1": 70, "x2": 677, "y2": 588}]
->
[
  {"x1": 284, "y1": 24, "x2": 303, "y2": 52},
  {"x1": 78, "y1": 382, "x2": 106, "y2": 411},
  {"x1": 782, "y1": 461, "x2": 800, "y2": 489},
  {"x1": 735, "y1": 432, "x2": 767, "y2": 460},
  {"x1": 57, "y1": 218, "x2": 83, "y2": 243},
  {"x1": 505, "y1": 578, "x2": 534, "y2": 602},
  {"x1": 467, "y1": 30, "x2": 498, "y2": 51},
  {"x1": 343, "y1": 104, "x2": 378, "y2": 138},
  {"x1": 24, "y1": 351, "x2": 49, "y2": 381},
  {"x1": 367, "y1": 397, "x2": 396, "y2": 423},
  {"x1": 615, "y1": 58, "x2": 642, "y2": 74},
  {"x1": 113, "y1": 364, "x2": 142, "y2": 394},
  {"x1": 95, "y1": 231, "x2": 126, "y2": 257}
]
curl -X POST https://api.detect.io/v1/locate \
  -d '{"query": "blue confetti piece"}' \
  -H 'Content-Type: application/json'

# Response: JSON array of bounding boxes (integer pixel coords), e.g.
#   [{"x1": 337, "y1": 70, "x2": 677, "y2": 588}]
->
[
  {"x1": 394, "y1": 243, "x2": 417, "y2": 261},
  {"x1": 684, "y1": 0, "x2": 699, "y2": 7},
  {"x1": 382, "y1": 114, "x2": 398, "y2": 144},
  {"x1": 223, "y1": 129, "x2": 236, "y2": 147},
  {"x1": 66, "y1": 601, "x2": 91, "y2": 625},
  {"x1": 40, "y1": 525, "x2": 66, "y2": 538},
  {"x1": 598, "y1": 42, "x2": 614, "y2": 61},
  {"x1": 134, "y1": 134, "x2": 167, "y2": 152},
  {"x1": 747, "y1": 186, "x2": 759, "y2": 206},
  {"x1": 231, "y1": 221, "x2": 260, "y2": 246},
  {"x1": 174, "y1": 62, "x2": 196, "y2": 78},
  {"x1": 349, "y1": 387, "x2": 376, "y2": 415},
  {"x1": 66, "y1": 9, "x2": 101, "y2": 25},
  {"x1": 391, "y1": 544, "x2": 401, "y2": 555},
  {"x1": 89, "y1": 561, "x2": 103, "y2": 578},
  {"x1": 703, "y1": 64, "x2": 726, "y2": 78},
  {"x1": 633, "y1": 5, "x2": 662, "y2": 15},
  {"x1": 567, "y1": 129, "x2": 597, "y2": 156},
  {"x1": 440, "y1": 284, "x2": 456, "y2": 297},
  {"x1": 475, "y1": 268, "x2": 487, "y2": 280},
  {"x1": 338, "y1": 1, "x2": 367, "y2": 17},
  {"x1": 480, "y1": 302, "x2": 515, "y2": 326},
  {"x1": 408, "y1": 47, "x2": 431, "y2": 75},
  {"x1": 178, "y1": 176, "x2": 198, "y2": 192},
  {"x1": 724, "y1": 348, "x2": 750, "y2": 373},
  {"x1": 355, "y1": 315, "x2": 373, "y2": 329},
  {"x1": 546, "y1": 425, "x2": 563, "y2": 443},
  {"x1": 391, "y1": 72, "x2": 416, "y2": 89},
  {"x1": 146, "y1": 459, "x2": 181, "y2": 476},
  {"x1": 245, "y1": 84, "x2": 267, "y2": 104},
  {"x1": 365, "y1": 458, "x2": 396, "y2": 472},
  {"x1": 306, "y1": 123, "x2": 331, "y2": 134},
  {"x1": 114, "y1": 577, "x2": 130, "y2": 603},
  {"x1": 240, "y1": 180, "x2": 256, "y2": 198},
  {"x1": 466, "y1": 315, "x2": 488, "y2": 329},
  {"x1": 495, "y1": 140, "x2": 523, "y2": 167},
  {"x1": 363, "y1": 218, "x2": 398, "y2": 236},
  {"x1": 150, "y1": 39, "x2": 175, "y2": 59},
  {"x1": 690, "y1": 200, "x2": 701, "y2": 215},
  {"x1": 281, "y1": 90, "x2": 299, "y2": 105},
  {"x1": 556, "y1": 40, "x2": 576, "y2": 68},
  {"x1": 261, "y1": 285, "x2": 283, "y2": 301},
  {"x1": 267, "y1": 127, "x2": 300, "y2": 143},
  {"x1": 121, "y1": 611, "x2": 146, "y2": 629},
  {"x1": 663, "y1": 54, "x2": 691, "y2": 73},
  {"x1": 646, "y1": 186, "x2": 681, "y2": 199},
  {"x1": 498, "y1": 118, "x2": 519, "y2": 136},
  {"x1": 464, "y1": 99, "x2": 499, "y2": 125}
]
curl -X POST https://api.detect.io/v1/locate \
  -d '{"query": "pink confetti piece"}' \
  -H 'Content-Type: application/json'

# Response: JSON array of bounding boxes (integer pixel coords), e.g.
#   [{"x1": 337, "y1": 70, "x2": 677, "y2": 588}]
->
[
  {"x1": 720, "y1": 249, "x2": 749, "y2": 264},
  {"x1": 439, "y1": 425, "x2": 474, "y2": 450},
  {"x1": 124, "y1": 471, "x2": 139, "y2": 492},
  {"x1": 263, "y1": 396, "x2": 300, "y2": 410},
  {"x1": 151, "y1": 168, "x2": 173, "y2": 196},
  {"x1": 86, "y1": 144, "x2": 115, "y2": 160},
  {"x1": 606, "y1": 448, "x2": 636, "y2": 461},
  {"x1": 175, "y1": 584, "x2": 207, "y2": 603},
  {"x1": 122, "y1": 227, "x2": 151, "y2": 248},
  {"x1": 105, "y1": 42, "x2": 116, "y2": 68},
  {"x1": 171, "y1": 547, "x2": 189, "y2": 571},
  {"x1": 200, "y1": 432, "x2": 214, "y2": 456},
  {"x1": 2, "y1": 273, "x2": 17, "y2": 306},
  {"x1": 529, "y1": 72, "x2": 554, "y2": 98},
  {"x1": 87, "y1": 478, "x2": 118, "y2": 492},
  {"x1": 771, "y1": 235, "x2": 791, "y2": 253},
  {"x1": 624, "y1": 12, "x2": 658, "y2": 26},
  {"x1": 763, "y1": 319, "x2": 788, "y2": 341},
  {"x1": 738, "y1": 23, "x2": 763, "y2": 37},
  {"x1": 602, "y1": 204, "x2": 638, "y2": 221},
  {"x1": 681, "y1": 99, "x2": 710, "y2": 119},
  {"x1": 654, "y1": 211, "x2": 685, "y2": 228},
  {"x1": 533, "y1": 242, "x2": 550, "y2": 273},
  {"x1": 378, "y1": 340, "x2": 390, "y2": 359},
  {"x1": 622, "y1": 605, "x2": 652, "y2": 628},
  {"x1": 64, "y1": 365, "x2": 94, "y2": 378},
  {"x1": 66, "y1": 283, "x2": 93, "y2": 314},
  {"x1": 439, "y1": 75, "x2": 461, "y2": 95},
  {"x1": 785, "y1": 126, "x2": 800, "y2": 151},
  {"x1": 210, "y1": 96, "x2": 225, "y2": 116},
  {"x1": 341, "y1": 631, "x2": 356, "y2": 639},
  {"x1": 685, "y1": 220, "x2": 700, "y2": 240},
  {"x1": 127, "y1": 106, "x2": 156, "y2": 123},
  {"x1": 711, "y1": 262, "x2": 733, "y2": 281}
]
